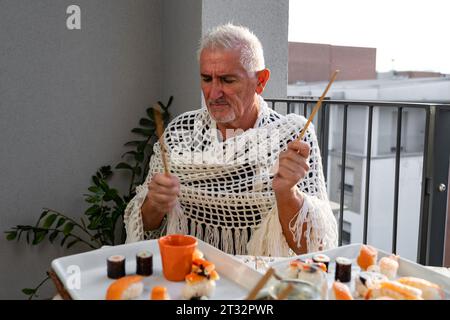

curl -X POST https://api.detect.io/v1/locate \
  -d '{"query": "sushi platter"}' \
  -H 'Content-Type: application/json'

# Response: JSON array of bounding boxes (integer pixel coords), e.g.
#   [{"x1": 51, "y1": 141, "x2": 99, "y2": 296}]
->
[
  {"x1": 266, "y1": 243, "x2": 450, "y2": 300},
  {"x1": 51, "y1": 238, "x2": 262, "y2": 300}
]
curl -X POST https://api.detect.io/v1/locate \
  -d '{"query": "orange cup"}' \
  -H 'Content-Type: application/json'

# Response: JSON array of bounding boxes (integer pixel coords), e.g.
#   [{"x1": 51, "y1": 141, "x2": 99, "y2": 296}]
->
[{"x1": 158, "y1": 234, "x2": 197, "y2": 281}]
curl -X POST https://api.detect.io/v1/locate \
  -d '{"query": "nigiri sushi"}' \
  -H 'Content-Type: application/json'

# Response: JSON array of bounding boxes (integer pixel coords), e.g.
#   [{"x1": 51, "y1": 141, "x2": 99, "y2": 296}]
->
[
  {"x1": 330, "y1": 281, "x2": 353, "y2": 300},
  {"x1": 151, "y1": 286, "x2": 170, "y2": 300},
  {"x1": 365, "y1": 280, "x2": 423, "y2": 300},
  {"x1": 106, "y1": 275, "x2": 143, "y2": 300},
  {"x1": 397, "y1": 277, "x2": 445, "y2": 300},
  {"x1": 182, "y1": 271, "x2": 219, "y2": 300},
  {"x1": 357, "y1": 245, "x2": 378, "y2": 271},
  {"x1": 379, "y1": 255, "x2": 399, "y2": 280}
]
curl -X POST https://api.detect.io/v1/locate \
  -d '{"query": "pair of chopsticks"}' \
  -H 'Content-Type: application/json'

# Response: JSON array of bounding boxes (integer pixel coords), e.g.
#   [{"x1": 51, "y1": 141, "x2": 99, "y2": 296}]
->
[
  {"x1": 297, "y1": 70, "x2": 339, "y2": 141},
  {"x1": 153, "y1": 105, "x2": 170, "y2": 175},
  {"x1": 245, "y1": 267, "x2": 294, "y2": 300}
]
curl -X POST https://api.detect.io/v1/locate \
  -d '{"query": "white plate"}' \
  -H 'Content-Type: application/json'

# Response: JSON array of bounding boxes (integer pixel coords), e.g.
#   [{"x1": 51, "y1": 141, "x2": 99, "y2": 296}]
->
[
  {"x1": 51, "y1": 239, "x2": 262, "y2": 300},
  {"x1": 269, "y1": 243, "x2": 450, "y2": 299}
]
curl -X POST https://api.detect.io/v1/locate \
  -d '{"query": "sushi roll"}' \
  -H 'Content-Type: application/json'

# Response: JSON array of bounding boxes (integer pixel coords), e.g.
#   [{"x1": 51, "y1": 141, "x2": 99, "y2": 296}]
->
[
  {"x1": 151, "y1": 286, "x2": 170, "y2": 300},
  {"x1": 106, "y1": 275, "x2": 143, "y2": 300},
  {"x1": 330, "y1": 281, "x2": 353, "y2": 300},
  {"x1": 136, "y1": 251, "x2": 153, "y2": 276},
  {"x1": 312, "y1": 254, "x2": 330, "y2": 272},
  {"x1": 397, "y1": 277, "x2": 445, "y2": 300},
  {"x1": 335, "y1": 257, "x2": 352, "y2": 283},
  {"x1": 107, "y1": 255, "x2": 126, "y2": 279},
  {"x1": 356, "y1": 245, "x2": 378, "y2": 271},
  {"x1": 182, "y1": 271, "x2": 219, "y2": 300},
  {"x1": 365, "y1": 280, "x2": 423, "y2": 300},
  {"x1": 379, "y1": 256, "x2": 399, "y2": 280},
  {"x1": 354, "y1": 271, "x2": 388, "y2": 298}
]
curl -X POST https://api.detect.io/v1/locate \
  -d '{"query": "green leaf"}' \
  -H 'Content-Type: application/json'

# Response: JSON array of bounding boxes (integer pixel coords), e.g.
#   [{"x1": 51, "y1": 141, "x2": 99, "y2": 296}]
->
[
  {"x1": 92, "y1": 175, "x2": 100, "y2": 187},
  {"x1": 42, "y1": 214, "x2": 57, "y2": 228},
  {"x1": 6, "y1": 231, "x2": 17, "y2": 241},
  {"x1": 60, "y1": 234, "x2": 69, "y2": 246},
  {"x1": 32, "y1": 230, "x2": 47, "y2": 245},
  {"x1": 85, "y1": 205, "x2": 100, "y2": 216},
  {"x1": 146, "y1": 108, "x2": 156, "y2": 120},
  {"x1": 55, "y1": 217, "x2": 66, "y2": 228},
  {"x1": 49, "y1": 230, "x2": 59, "y2": 243},
  {"x1": 116, "y1": 162, "x2": 133, "y2": 170},
  {"x1": 88, "y1": 186, "x2": 100, "y2": 193},
  {"x1": 22, "y1": 288, "x2": 36, "y2": 295},
  {"x1": 99, "y1": 166, "x2": 112, "y2": 178},
  {"x1": 139, "y1": 118, "x2": 154, "y2": 127},
  {"x1": 36, "y1": 210, "x2": 49, "y2": 226},
  {"x1": 63, "y1": 223, "x2": 74, "y2": 236},
  {"x1": 66, "y1": 239, "x2": 78, "y2": 249},
  {"x1": 124, "y1": 140, "x2": 142, "y2": 147},
  {"x1": 137, "y1": 141, "x2": 149, "y2": 153}
]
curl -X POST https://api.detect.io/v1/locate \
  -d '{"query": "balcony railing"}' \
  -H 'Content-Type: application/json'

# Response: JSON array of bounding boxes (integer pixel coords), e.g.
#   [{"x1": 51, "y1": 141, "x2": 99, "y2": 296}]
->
[{"x1": 267, "y1": 98, "x2": 450, "y2": 266}]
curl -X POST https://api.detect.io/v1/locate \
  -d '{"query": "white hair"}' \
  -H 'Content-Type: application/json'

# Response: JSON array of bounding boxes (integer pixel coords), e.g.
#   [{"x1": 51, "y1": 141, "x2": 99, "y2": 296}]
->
[{"x1": 198, "y1": 23, "x2": 265, "y2": 73}]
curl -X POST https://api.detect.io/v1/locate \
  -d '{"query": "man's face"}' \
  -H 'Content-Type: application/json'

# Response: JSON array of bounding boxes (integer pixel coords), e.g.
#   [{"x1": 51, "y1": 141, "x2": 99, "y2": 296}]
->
[{"x1": 200, "y1": 48, "x2": 259, "y2": 126}]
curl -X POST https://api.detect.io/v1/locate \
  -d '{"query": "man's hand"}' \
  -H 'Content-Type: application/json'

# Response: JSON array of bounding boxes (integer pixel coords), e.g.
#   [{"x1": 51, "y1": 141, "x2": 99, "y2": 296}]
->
[
  {"x1": 141, "y1": 173, "x2": 180, "y2": 230},
  {"x1": 147, "y1": 173, "x2": 180, "y2": 214},
  {"x1": 272, "y1": 140, "x2": 311, "y2": 254},
  {"x1": 273, "y1": 140, "x2": 310, "y2": 195}
]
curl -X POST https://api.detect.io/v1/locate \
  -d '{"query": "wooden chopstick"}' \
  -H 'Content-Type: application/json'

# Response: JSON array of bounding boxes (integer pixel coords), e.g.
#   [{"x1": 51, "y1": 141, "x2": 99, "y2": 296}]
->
[
  {"x1": 297, "y1": 70, "x2": 339, "y2": 141},
  {"x1": 276, "y1": 283, "x2": 294, "y2": 300},
  {"x1": 153, "y1": 105, "x2": 170, "y2": 175},
  {"x1": 245, "y1": 267, "x2": 275, "y2": 300}
]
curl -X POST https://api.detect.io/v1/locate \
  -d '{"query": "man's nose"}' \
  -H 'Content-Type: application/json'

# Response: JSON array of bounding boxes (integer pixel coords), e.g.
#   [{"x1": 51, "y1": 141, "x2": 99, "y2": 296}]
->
[{"x1": 210, "y1": 79, "x2": 223, "y2": 100}]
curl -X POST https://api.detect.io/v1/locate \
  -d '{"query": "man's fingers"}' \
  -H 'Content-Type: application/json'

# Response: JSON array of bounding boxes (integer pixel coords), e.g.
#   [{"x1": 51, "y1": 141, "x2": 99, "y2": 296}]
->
[
  {"x1": 287, "y1": 140, "x2": 310, "y2": 158},
  {"x1": 152, "y1": 173, "x2": 180, "y2": 188},
  {"x1": 150, "y1": 192, "x2": 177, "y2": 204}
]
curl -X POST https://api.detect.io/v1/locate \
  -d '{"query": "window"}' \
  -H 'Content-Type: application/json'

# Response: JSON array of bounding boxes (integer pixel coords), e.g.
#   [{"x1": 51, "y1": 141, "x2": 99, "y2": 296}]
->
[
  {"x1": 342, "y1": 221, "x2": 351, "y2": 245},
  {"x1": 338, "y1": 166, "x2": 354, "y2": 195}
]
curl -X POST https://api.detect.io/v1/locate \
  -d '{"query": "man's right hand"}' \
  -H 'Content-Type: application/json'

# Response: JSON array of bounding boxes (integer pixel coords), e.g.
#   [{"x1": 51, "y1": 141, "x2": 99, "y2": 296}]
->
[{"x1": 141, "y1": 173, "x2": 180, "y2": 230}]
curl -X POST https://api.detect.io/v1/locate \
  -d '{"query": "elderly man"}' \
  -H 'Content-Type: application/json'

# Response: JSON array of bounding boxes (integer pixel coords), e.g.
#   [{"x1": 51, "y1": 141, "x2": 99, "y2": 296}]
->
[{"x1": 124, "y1": 24, "x2": 337, "y2": 256}]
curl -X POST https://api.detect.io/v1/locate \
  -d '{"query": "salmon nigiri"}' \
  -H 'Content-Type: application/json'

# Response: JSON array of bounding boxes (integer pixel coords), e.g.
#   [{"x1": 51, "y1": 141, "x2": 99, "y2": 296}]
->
[{"x1": 106, "y1": 275, "x2": 144, "y2": 300}]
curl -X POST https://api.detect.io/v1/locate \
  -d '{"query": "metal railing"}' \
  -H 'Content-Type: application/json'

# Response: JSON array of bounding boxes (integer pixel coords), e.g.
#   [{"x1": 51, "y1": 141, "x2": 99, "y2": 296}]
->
[{"x1": 267, "y1": 98, "x2": 450, "y2": 266}]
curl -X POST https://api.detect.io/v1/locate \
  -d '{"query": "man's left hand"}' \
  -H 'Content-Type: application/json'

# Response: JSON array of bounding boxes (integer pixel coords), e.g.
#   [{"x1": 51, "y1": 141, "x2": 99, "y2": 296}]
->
[{"x1": 272, "y1": 140, "x2": 310, "y2": 195}]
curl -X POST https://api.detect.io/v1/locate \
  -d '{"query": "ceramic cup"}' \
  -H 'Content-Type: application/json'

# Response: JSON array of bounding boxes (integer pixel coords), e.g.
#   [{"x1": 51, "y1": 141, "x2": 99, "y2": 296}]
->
[{"x1": 158, "y1": 234, "x2": 198, "y2": 281}]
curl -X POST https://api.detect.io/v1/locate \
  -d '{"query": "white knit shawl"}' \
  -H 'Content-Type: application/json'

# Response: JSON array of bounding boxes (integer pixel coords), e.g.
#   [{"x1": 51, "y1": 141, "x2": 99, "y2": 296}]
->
[{"x1": 124, "y1": 97, "x2": 338, "y2": 256}]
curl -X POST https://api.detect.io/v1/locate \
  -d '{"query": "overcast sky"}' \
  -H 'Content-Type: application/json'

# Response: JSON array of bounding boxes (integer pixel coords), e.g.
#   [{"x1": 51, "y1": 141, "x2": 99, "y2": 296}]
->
[{"x1": 289, "y1": 0, "x2": 450, "y2": 74}]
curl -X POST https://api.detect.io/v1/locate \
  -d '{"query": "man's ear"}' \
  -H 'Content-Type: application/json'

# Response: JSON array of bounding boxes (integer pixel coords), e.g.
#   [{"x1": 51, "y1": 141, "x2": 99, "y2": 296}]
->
[{"x1": 256, "y1": 69, "x2": 271, "y2": 94}]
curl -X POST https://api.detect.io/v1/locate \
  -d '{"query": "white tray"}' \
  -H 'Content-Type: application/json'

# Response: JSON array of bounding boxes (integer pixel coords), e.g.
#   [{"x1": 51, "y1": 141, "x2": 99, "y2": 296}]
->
[
  {"x1": 269, "y1": 243, "x2": 450, "y2": 299},
  {"x1": 51, "y1": 239, "x2": 262, "y2": 300}
]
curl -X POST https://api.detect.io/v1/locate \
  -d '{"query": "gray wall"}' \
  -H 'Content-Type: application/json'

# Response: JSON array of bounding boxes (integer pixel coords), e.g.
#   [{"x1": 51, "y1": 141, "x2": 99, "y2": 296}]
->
[
  {"x1": 0, "y1": 0, "x2": 162, "y2": 299},
  {"x1": 202, "y1": 0, "x2": 289, "y2": 100},
  {"x1": 162, "y1": 0, "x2": 203, "y2": 115}
]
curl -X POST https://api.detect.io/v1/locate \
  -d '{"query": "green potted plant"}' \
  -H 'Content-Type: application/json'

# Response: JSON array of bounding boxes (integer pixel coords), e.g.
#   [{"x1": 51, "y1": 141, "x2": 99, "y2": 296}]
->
[{"x1": 5, "y1": 97, "x2": 172, "y2": 299}]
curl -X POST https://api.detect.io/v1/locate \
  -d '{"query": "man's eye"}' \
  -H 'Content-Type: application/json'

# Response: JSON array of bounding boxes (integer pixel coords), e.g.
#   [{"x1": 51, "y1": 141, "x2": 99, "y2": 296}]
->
[
  {"x1": 202, "y1": 77, "x2": 212, "y2": 82},
  {"x1": 222, "y1": 78, "x2": 235, "y2": 84}
]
